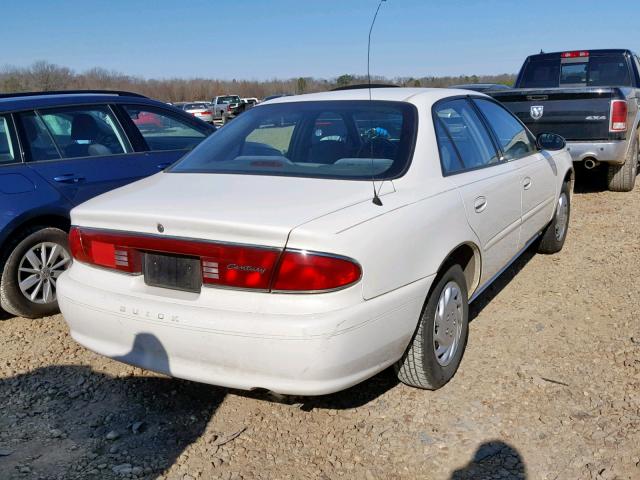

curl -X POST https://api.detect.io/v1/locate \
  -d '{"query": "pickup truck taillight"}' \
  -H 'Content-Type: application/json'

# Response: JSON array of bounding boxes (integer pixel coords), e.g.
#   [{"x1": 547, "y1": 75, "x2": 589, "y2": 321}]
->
[
  {"x1": 69, "y1": 227, "x2": 361, "y2": 292},
  {"x1": 610, "y1": 100, "x2": 628, "y2": 132}
]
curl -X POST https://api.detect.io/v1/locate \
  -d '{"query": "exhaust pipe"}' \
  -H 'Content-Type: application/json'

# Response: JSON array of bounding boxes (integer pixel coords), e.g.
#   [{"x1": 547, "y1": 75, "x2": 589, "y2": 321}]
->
[{"x1": 584, "y1": 158, "x2": 600, "y2": 170}]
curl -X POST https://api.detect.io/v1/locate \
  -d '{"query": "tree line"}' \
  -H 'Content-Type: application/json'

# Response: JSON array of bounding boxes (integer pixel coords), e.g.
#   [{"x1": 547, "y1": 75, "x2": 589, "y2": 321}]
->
[{"x1": 0, "y1": 61, "x2": 516, "y2": 102}]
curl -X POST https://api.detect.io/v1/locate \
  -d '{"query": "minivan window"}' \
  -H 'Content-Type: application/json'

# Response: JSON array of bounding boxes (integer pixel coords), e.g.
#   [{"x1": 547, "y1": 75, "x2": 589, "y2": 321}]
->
[
  {"x1": 170, "y1": 101, "x2": 417, "y2": 180},
  {"x1": 434, "y1": 99, "x2": 499, "y2": 174}
]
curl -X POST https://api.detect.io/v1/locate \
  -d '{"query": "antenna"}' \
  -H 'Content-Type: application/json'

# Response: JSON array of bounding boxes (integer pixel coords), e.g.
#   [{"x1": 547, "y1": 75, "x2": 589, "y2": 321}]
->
[
  {"x1": 367, "y1": 0, "x2": 386, "y2": 100},
  {"x1": 367, "y1": 0, "x2": 387, "y2": 206}
]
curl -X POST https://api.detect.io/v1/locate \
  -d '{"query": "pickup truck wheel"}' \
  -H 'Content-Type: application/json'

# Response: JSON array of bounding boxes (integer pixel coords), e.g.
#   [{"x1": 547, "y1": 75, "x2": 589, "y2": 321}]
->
[
  {"x1": 0, "y1": 227, "x2": 71, "y2": 319},
  {"x1": 607, "y1": 136, "x2": 638, "y2": 192},
  {"x1": 537, "y1": 181, "x2": 571, "y2": 254},
  {"x1": 395, "y1": 264, "x2": 469, "y2": 390}
]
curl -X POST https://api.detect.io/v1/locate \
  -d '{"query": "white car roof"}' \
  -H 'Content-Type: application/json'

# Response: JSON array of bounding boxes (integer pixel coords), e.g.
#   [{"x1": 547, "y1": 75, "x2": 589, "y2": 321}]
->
[{"x1": 263, "y1": 88, "x2": 488, "y2": 105}]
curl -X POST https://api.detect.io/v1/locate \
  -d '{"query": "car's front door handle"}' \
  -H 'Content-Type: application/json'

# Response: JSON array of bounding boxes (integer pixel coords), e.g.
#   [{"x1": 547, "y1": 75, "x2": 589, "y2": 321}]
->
[
  {"x1": 156, "y1": 162, "x2": 172, "y2": 170},
  {"x1": 474, "y1": 196, "x2": 487, "y2": 213},
  {"x1": 53, "y1": 174, "x2": 85, "y2": 184},
  {"x1": 523, "y1": 177, "x2": 532, "y2": 190}
]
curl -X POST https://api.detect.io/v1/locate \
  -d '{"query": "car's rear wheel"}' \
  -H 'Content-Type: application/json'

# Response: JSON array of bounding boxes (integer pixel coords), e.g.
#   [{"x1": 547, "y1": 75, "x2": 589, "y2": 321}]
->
[
  {"x1": 0, "y1": 227, "x2": 71, "y2": 319},
  {"x1": 537, "y1": 181, "x2": 571, "y2": 254},
  {"x1": 607, "y1": 136, "x2": 638, "y2": 192},
  {"x1": 395, "y1": 264, "x2": 469, "y2": 390}
]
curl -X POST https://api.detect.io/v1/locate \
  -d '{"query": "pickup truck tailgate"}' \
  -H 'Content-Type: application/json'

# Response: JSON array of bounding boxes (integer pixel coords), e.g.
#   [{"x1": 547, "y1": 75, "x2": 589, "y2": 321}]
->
[{"x1": 490, "y1": 88, "x2": 618, "y2": 141}]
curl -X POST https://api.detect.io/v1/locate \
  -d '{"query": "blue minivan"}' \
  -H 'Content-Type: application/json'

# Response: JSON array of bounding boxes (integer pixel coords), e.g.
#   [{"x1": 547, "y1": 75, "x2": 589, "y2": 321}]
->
[{"x1": 0, "y1": 90, "x2": 215, "y2": 318}]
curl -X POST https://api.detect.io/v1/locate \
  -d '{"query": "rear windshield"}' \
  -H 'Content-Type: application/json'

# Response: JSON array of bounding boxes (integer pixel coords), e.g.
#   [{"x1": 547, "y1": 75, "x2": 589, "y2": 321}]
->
[
  {"x1": 519, "y1": 54, "x2": 632, "y2": 88},
  {"x1": 217, "y1": 96, "x2": 240, "y2": 104},
  {"x1": 169, "y1": 100, "x2": 417, "y2": 180},
  {"x1": 184, "y1": 103, "x2": 209, "y2": 110}
]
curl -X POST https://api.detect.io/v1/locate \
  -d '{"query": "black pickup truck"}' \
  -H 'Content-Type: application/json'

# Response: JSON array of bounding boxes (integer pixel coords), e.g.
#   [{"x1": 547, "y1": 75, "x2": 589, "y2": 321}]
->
[{"x1": 490, "y1": 49, "x2": 640, "y2": 191}]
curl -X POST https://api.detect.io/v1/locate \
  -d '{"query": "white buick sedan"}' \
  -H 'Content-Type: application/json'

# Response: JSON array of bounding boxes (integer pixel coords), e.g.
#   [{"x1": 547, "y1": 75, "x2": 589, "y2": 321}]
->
[{"x1": 58, "y1": 88, "x2": 573, "y2": 395}]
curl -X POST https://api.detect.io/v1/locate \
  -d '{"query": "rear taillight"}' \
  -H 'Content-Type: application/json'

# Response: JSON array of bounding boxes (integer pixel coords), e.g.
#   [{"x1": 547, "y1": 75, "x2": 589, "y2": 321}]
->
[
  {"x1": 201, "y1": 110, "x2": 211, "y2": 115},
  {"x1": 68, "y1": 228, "x2": 361, "y2": 292},
  {"x1": 69, "y1": 227, "x2": 141, "y2": 273},
  {"x1": 272, "y1": 250, "x2": 361, "y2": 292},
  {"x1": 201, "y1": 246, "x2": 280, "y2": 290},
  {"x1": 610, "y1": 100, "x2": 628, "y2": 132}
]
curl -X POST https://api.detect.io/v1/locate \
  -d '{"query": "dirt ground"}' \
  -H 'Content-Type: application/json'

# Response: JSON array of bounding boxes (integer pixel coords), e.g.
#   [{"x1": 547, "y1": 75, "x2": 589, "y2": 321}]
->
[{"x1": 1, "y1": 170, "x2": 639, "y2": 480}]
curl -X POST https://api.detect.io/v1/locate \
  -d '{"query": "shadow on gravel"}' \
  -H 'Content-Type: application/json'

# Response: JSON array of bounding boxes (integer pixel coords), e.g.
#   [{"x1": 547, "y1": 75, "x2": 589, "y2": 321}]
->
[
  {"x1": 0, "y1": 309, "x2": 15, "y2": 320},
  {"x1": 469, "y1": 248, "x2": 536, "y2": 323},
  {"x1": 573, "y1": 164, "x2": 608, "y2": 194},
  {"x1": 450, "y1": 440, "x2": 526, "y2": 479},
  {"x1": 0, "y1": 333, "x2": 226, "y2": 479},
  {"x1": 236, "y1": 365, "x2": 399, "y2": 411}
]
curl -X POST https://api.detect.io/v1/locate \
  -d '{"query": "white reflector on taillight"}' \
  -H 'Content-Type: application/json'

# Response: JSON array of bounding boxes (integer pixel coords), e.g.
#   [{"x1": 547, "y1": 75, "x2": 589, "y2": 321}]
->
[{"x1": 202, "y1": 260, "x2": 220, "y2": 280}]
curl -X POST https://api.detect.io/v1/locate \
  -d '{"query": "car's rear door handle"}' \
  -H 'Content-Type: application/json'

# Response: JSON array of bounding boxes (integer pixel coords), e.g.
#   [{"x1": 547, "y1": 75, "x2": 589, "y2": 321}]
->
[
  {"x1": 156, "y1": 162, "x2": 172, "y2": 170},
  {"x1": 523, "y1": 177, "x2": 532, "y2": 190},
  {"x1": 53, "y1": 174, "x2": 85, "y2": 184},
  {"x1": 474, "y1": 196, "x2": 487, "y2": 213}
]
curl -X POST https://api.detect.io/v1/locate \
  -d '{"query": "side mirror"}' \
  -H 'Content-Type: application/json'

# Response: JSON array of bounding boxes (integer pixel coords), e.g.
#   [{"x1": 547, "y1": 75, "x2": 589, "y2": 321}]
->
[{"x1": 536, "y1": 132, "x2": 566, "y2": 151}]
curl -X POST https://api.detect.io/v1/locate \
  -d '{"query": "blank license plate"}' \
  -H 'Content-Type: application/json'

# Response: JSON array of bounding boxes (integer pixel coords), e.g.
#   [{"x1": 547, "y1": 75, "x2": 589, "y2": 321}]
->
[{"x1": 144, "y1": 252, "x2": 202, "y2": 293}]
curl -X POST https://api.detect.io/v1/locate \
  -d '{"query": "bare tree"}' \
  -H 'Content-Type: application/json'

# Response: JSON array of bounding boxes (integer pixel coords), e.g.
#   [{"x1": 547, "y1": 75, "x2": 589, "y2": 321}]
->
[
  {"x1": 0, "y1": 61, "x2": 516, "y2": 101},
  {"x1": 27, "y1": 61, "x2": 73, "y2": 91}
]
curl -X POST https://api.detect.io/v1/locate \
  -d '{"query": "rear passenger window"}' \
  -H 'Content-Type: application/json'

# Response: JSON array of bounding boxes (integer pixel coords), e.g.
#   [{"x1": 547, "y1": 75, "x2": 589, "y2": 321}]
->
[
  {"x1": 0, "y1": 116, "x2": 17, "y2": 164},
  {"x1": 20, "y1": 106, "x2": 130, "y2": 161},
  {"x1": 124, "y1": 106, "x2": 207, "y2": 151},
  {"x1": 17, "y1": 112, "x2": 62, "y2": 162},
  {"x1": 434, "y1": 99, "x2": 499, "y2": 175},
  {"x1": 473, "y1": 99, "x2": 536, "y2": 161}
]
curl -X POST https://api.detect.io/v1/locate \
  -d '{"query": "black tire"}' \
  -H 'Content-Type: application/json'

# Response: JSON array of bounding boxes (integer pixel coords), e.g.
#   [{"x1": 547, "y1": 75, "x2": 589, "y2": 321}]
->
[
  {"x1": 0, "y1": 227, "x2": 71, "y2": 319},
  {"x1": 395, "y1": 264, "x2": 469, "y2": 390},
  {"x1": 607, "y1": 136, "x2": 638, "y2": 192},
  {"x1": 537, "y1": 181, "x2": 571, "y2": 254}
]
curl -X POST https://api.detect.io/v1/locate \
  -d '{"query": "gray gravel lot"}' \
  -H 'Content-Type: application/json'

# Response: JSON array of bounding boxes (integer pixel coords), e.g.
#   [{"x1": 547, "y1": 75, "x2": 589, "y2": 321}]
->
[{"x1": 1, "y1": 171, "x2": 639, "y2": 480}]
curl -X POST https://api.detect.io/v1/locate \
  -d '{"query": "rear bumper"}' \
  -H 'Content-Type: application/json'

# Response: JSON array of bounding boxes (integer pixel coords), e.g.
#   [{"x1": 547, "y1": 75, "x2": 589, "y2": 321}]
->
[
  {"x1": 566, "y1": 140, "x2": 628, "y2": 165},
  {"x1": 57, "y1": 262, "x2": 431, "y2": 395}
]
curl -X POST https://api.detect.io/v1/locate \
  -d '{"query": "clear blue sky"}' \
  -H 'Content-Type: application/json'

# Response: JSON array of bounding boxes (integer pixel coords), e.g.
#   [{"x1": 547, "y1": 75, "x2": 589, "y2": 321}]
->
[{"x1": 3, "y1": 0, "x2": 639, "y2": 80}]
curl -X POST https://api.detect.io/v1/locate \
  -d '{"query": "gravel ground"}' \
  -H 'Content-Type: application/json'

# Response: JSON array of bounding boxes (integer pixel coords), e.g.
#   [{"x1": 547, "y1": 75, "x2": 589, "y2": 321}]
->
[{"x1": 1, "y1": 171, "x2": 639, "y2": 480}]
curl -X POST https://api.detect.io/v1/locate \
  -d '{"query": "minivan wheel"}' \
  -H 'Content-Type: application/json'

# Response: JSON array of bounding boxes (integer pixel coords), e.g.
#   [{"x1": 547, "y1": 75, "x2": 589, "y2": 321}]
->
[
  {"x1": 537, "y1": 181, "x2": 571, "y2": 254},
  {"x1": 395, "y1": 264, "x2": 469, "y2": 390},
  {"x1": 0, "y1": 227, "x2": 71, "y2": 319},
  {"x1": 607, "y1": 136, "x2": 638, "y2": 192}
]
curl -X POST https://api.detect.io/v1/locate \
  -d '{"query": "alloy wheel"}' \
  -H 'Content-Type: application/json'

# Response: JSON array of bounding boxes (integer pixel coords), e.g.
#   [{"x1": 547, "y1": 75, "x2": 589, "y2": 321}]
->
[{"x1": 17, "y1": 242, "x2": 71, "y2": 304}]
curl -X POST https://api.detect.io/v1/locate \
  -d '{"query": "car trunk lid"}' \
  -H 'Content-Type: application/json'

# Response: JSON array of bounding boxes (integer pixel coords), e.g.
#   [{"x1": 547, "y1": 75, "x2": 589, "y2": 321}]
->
[{"x1": 71, "y1": 171, "x2": 384, "y2": 248}]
